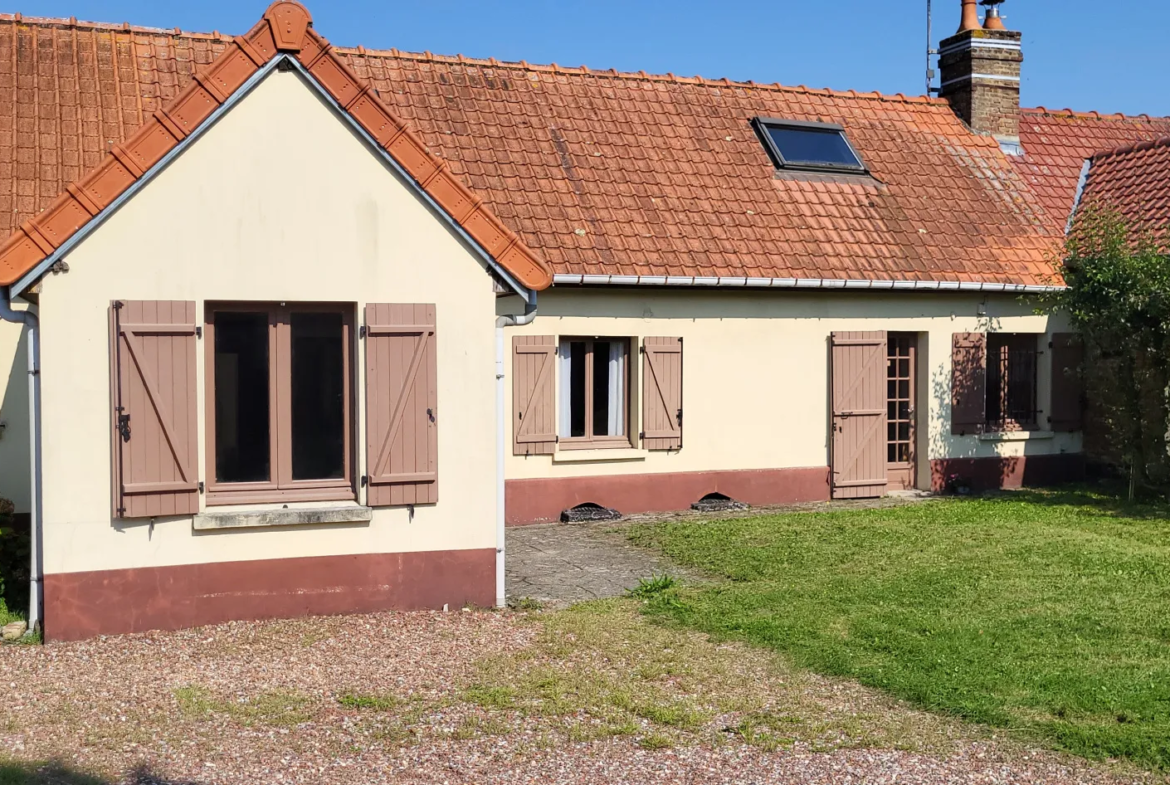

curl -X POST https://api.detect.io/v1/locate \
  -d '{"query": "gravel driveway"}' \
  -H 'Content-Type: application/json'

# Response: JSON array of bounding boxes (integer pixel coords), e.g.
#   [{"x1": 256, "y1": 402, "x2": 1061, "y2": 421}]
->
[{"x1": 0, "y1": 608, "x2": 1156, "y2": 785}]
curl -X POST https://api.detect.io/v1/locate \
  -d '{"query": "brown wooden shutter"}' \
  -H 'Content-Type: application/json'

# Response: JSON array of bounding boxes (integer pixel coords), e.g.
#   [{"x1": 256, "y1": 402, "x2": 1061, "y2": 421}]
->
[
  {"x1": 364, "y1": 304, "x2": 438, "y2": 506},
  {"x1": 830, "y1": 331, "x2": 888, "y2": 499},
  {"x1": 951, "y1": 332, "x2": 987, "y2": 435},
  {"x1": 512, "y1": 336, "x2": 556, "y2": 456},
  {"x1": 642, "y1": 337, "x2": 683, "y2": 451},
  {"x1": 1049, "y1": 333, "x2": 1084, "y2": 432},
  {"x1": 110, "y1": 300, "x2": 199, "y2": 518}
]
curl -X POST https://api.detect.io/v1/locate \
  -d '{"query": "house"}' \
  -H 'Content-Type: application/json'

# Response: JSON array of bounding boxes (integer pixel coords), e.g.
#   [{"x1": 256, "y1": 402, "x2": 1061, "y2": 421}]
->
[{"x1": 0, "y1": 0, "x2": 1157, "y2": 640}]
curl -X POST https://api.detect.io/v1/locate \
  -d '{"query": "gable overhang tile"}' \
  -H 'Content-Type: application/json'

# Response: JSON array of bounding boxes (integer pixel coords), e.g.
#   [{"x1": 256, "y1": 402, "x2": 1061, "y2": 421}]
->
[
  {"x1": 6, "y1": 53, "x2": 536, "y2": 303},
  {"x1": 2, "y1": 2, "x2": 548, "y2": 302}
]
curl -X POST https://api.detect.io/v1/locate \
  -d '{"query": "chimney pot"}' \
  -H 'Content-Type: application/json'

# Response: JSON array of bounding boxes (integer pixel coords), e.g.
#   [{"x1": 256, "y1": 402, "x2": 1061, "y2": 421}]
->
[
  {"x1": 981, "y1": 0, "x2": 1006, "y2": 29},
  {"x1": 957, "y1": 0, "x2": 980, "y2": 32}
]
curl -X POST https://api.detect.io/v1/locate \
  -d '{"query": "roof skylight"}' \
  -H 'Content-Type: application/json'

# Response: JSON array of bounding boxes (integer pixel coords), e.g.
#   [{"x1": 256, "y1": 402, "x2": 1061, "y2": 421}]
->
[{"x1": 752, "y1": 118, "x2": 867, "y2": 173}]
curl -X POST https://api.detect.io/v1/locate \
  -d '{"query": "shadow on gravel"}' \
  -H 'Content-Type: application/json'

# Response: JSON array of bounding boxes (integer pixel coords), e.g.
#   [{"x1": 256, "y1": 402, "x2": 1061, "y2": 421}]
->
[{"x1": 0, "y1": 763, "x2": 203, "y2": 785}]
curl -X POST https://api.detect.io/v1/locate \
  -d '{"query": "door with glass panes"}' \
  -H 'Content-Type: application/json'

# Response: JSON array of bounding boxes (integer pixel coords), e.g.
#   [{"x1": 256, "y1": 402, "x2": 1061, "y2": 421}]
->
[{"x1": 886, "y1": 333, "x2": 917, "y2": 490}]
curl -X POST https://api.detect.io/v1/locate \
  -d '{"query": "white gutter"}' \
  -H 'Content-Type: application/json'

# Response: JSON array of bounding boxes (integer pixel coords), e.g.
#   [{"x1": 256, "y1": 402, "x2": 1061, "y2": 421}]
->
[
  {"x1": 0, "y1": 287, "x2": 40, "y2": 634},
  {"x1": 551, "y1": 273, "x2": 1064, "y2": 293},
  {"x1": 494, "y1": 299, "x2": 538, "y2": 608}
]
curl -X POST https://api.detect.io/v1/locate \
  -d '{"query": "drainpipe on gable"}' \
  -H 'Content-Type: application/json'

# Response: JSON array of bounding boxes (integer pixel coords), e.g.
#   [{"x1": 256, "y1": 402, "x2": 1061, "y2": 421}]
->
[
  {"x1": 0, "y1": 286, "x2": 41, "y2": 635},
  {"x1": 494, "y1": 298, "x2": 538, "y2": 608}
]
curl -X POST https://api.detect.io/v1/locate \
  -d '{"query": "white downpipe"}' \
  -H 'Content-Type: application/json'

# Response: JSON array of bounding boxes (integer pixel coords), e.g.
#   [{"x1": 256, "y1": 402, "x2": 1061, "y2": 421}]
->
[
  {"x1": 494, "y1": 298, "x2": 537, "y2": 608},
  {"x1": 0, "y1": 287, "x2": 40, "y2": 633}
]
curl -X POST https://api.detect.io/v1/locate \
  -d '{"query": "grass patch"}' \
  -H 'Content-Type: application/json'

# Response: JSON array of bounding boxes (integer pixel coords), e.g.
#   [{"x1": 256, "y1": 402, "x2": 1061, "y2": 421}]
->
[
  {"x1": 175, "y1": 685, "x2": 313, "y2": 727},
  {"x1": 626, "y1": 574, "x2": 677, "y2": 599},
  {"x1": 463, "y1": 597, "x2": 962, "y2": 751},
  {"x1": 628, "y1": 487, "x2": 1170, "y2": 769},
  {"x1": 337, "y1": 692, "x2": 400, "y2": 711}
]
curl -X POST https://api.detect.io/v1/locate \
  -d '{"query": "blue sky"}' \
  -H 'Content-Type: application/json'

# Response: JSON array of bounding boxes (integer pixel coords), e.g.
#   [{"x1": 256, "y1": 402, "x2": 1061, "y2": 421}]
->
[{"x1": 15, "y1": 0, "x2": 1170, "y2": 117}]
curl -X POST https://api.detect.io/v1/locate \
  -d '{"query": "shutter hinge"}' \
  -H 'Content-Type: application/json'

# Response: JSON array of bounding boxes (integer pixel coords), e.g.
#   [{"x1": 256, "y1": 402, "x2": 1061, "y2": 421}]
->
[
  {"x1": 639, "y1": 345, "x2": 645, "y2": 354},
  {"x1": 112, "y1": 300, "x2": 123, "y2": 311},
  {"x1": 116, "y1": 506, "x2": 126, "y2": 517},
  {"x1": 639, "y1": 431, "x2": 645, "y2": 440},
  {"x1": 195, "y1": 326, "x2": 202, "y2": 339},
  {"x1": 359, "y1": 325, "x2": 367, "y2": 339},
  {"x1": 198, "y1": 481, "x2": 204, "y2": 493},
  {"x1": 116, "y1": 409, "x2": 131, "y2": 442},
  {"x1": 361, "y1": 475, "x2": 368, "y2": 487}
]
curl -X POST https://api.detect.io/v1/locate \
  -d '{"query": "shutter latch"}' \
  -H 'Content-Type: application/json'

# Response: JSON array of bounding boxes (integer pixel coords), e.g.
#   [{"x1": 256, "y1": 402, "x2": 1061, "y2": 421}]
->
[{"x1": 116, "y1": 409, "x2": 131, "y2": 442}]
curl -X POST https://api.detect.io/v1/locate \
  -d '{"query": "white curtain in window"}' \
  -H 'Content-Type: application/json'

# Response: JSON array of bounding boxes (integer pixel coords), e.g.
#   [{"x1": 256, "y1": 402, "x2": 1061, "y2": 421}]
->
[
  {"x1": 607, "y1": 342, "x2": 625, "y2": 437},
  {"x1": 558, "y1": 341, "x2": 573, "y2": 438}
]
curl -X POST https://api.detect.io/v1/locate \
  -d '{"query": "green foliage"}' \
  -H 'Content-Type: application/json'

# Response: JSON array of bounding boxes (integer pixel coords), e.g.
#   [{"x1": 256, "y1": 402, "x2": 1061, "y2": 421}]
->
[
  {"x1": 626, "y1": 573, "x2": 677, "y2": 599},
  {"x1": 629, "y1": 490, "x2": 1170, "y2": 770},
  {"x1": 0, "y1": 497, "x2": 28, "y2": 621},
  {"x1": 1053, "y1": 205, "x2": 1170, "y2": 495}
]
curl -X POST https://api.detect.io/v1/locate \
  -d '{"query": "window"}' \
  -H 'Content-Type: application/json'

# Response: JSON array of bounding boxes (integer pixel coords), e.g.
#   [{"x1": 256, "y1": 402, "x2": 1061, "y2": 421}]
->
[
  {"x1": 986, "y1": 333, "x2": 1038, "y2": 431},
  {"x1": 558, "y1": 337, "x2": 630, "y2": 449},
  {"x1": 752, "y1": 117, "x2": 867, "y2": 173},
  {"x1": 205, "y1": 302, "x2": 355, "y2": 504}
]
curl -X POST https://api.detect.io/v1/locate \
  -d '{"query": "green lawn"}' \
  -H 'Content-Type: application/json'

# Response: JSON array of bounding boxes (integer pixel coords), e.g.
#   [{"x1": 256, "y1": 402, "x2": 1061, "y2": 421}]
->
[{"x1": 627, "y1": 488, "x2": 1170, "y2": 769}]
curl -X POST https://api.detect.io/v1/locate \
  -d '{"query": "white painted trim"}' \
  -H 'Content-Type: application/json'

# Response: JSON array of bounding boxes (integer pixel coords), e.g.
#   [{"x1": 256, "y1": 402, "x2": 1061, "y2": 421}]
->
[
  {"x1": 551, "y1": 273, "x2": 1063, "y2": 294},
  {"x1": 940, "y1": 73, "x2": 1021, "y2": 89},
  {"x1": 938, "y1": 38, "x2": 1022, "y2": 57}
]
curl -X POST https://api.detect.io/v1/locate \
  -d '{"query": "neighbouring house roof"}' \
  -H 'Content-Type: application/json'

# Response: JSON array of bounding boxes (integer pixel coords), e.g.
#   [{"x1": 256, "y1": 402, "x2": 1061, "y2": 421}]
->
[
  {"x1": 0, "y1": 3, "x2": 553, "y2": 292},
  {"x1": 1074, "y1": 136, "x2": 1170, "y2": 241},
  {"x1": 1014, "y1": 108, "x2": 1170, "y2": 230},
  {"x1": 7, "y1": 4, "x2": 1164, "y2": 293}
]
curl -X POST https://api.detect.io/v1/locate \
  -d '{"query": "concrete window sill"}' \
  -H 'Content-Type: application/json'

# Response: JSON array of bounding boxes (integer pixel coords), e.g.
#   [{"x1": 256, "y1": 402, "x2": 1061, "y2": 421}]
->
[
  {"x1": 552, "y1": 447, "x2": 647, "y2": 464},
  {"x1": 193, "y1": 505, "x2": 374, "y2": 532},
  {"x1": 978, "y1": 430, "x2": 1055, "y2": 442}
]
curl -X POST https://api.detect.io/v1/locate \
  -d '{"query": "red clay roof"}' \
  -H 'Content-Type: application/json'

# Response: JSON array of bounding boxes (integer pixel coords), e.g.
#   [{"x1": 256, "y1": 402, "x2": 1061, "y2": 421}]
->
[
  {"x1": 1014, "y1": 108, "x2": 1170, "y2": 231},
  {"x1": 0, "y1": 5, "x2": 1080, "y2": 289},
  {"x1": 1076, "y1": 136, "x2": 1170, "y2": 240},
  {"x1": 0, "y1": 3, "x2": 552, "y2": 290}
]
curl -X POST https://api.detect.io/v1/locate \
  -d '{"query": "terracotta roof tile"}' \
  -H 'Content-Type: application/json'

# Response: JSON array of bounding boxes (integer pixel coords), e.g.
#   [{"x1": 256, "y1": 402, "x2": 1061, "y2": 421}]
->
[
  {"x1": 0, "y1": 3, "x2": 551, "y2": 290},
  {"x1": 1076, "y1": 136, "x2": 1170, "y2": 241},
  {"x1": 1015, "y1": 108, "x2": 1170, "y2": 228},
  {"x1": 0, "y1": 5, "x2": 1089, "y2": 289}
]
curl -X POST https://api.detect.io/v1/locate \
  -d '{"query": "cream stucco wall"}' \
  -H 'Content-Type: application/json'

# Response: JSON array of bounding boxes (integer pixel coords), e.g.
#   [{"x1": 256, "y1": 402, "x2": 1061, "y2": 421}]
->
[
  {"x1": 503, "y1": 289, "x2": 1081, "y2": 486},
  {"x1": 0, "y1": 317, "x2": 30, "y2": 513},
  {"x1": 38, "y1": 69, "x2": 501, "y2": 575}
]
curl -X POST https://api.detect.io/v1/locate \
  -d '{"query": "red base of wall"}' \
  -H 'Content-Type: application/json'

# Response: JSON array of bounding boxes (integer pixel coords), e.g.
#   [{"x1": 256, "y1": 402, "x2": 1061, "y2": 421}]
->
[
  {"x1": 930, "y1": 453, "x2": 1085, "y2": 493},
  {"x1": 43, "y1": 548, "x2": 495, "y2": 642},
  {"x1": 506, "y1": 466, "x2": 830, "y2": 525}
]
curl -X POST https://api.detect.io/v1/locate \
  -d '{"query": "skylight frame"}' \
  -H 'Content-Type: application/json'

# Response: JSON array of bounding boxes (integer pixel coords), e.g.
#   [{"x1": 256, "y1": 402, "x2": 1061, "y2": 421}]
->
[{"x1": 751, "y1": 117, "x2": 869, "y2": 175}]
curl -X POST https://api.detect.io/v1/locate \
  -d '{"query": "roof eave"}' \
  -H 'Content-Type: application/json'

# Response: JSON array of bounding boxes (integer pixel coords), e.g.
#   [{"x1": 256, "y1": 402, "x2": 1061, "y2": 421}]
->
[{"x1": 551, "y1": 273, "x2": 1063, "y2": 293}]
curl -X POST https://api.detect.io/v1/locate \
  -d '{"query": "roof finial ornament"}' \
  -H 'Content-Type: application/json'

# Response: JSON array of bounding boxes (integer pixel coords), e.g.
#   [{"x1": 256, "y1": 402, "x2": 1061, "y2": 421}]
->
[
  {"x1": 957, "y1": 0, "x2": 980, "y2": 31},
  {"x1": 980, "y1": 0, "x2": 1006, "y2": 30}
]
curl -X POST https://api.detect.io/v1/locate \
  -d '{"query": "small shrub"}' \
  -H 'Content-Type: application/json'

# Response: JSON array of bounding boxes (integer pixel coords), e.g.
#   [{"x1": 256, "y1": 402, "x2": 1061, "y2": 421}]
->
[
  {"x1": 626, "y1": 574, "x2": 677, "y2": 599},
  {"x1": 637, "y1": 732, "x2": 673, "y2": 750},
  {"x1": 0, "y1": 498, "x2": 29, "y2": 619}
]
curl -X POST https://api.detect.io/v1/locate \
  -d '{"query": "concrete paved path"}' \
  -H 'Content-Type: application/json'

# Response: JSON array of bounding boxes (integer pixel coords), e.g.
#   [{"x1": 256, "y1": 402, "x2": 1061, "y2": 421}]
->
[{"x1": 504, "y1": 521, "x2": 697, "y2": 606}]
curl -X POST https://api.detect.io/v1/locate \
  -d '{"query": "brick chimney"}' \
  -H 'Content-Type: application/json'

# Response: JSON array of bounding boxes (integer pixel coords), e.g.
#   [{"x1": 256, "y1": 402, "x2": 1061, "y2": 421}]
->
[{"x1": 938, "y1": 0, "x2": 1023, "y2": 154}]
